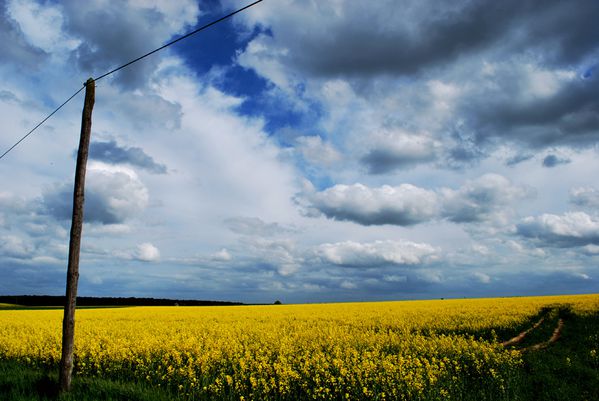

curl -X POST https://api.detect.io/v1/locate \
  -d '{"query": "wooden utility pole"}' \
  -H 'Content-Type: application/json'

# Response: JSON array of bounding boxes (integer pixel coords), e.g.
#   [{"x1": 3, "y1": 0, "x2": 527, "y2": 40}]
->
[{"x1": 59, "y1": 78, "x2": 95, "y2": 393}]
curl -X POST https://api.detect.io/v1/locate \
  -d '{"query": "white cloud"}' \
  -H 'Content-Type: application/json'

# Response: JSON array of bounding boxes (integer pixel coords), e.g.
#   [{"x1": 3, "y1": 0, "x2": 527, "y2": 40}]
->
[
  {"x1": 295, "y1": 136, "x2": 341, "y2": 167},
  {"x1": 0, "y1": 235, "x2": 33, "y2": 259},
  {"x1": 473, "y1": 272, "x2": 492, "y2": 284},
  {"x1": 440, "y1": 174, "x2": 532, "y2": 223},
  {"x1": 242, "y1": 237, "x2": 301, "y2": 276},
  {"x1": 134, "y1": 242, "x2": 160, "y2": 262},
  {"x1": 572, "y1": 272, "x2": 591, "y2": 280},
  {"x1": 7, "y1": 0, "x2": 79, "y2": 53},
  {"x1": 361, "y1": 130, "x2": 441, "y2": 174},
  {"x1": 340, "y1": 280, "x2": 357, "y2": 289},
  {"x1": 517, "y1": 212, "x2": 599, "y2": 247},
  {"x1": 43, "y1": 162, "x2": 149, "y2": 225},
  {"x1": 210, "y1": 248, "x2": 232, "y2": 262},
  {"x1": 237, "y1": 34, "x2": 295, "y2": 93},
  {"x1": 305, "y1": 183, "x2": 439, "y2": 226},
  {"x1": 304, "y1": 174, "x2": 527, "y2": 227},
  {"x1": 316, "y1": 239, "x2": 439, "y2": 267},
  {"x1": 582, "y1": 244, "x2": 599, "y2": 255},
  {"x1": 383, "y1": 275, "x2": 407, "y2": 283},
  {"x1": 570, "y1": 187, "x2": 599, "y2": 209}
]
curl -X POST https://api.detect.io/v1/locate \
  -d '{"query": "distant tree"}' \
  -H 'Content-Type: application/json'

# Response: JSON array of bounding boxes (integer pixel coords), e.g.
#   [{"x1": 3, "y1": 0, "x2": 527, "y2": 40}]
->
[{"x1": 274, "y1": 300, "x2": 282, "y2": 305}]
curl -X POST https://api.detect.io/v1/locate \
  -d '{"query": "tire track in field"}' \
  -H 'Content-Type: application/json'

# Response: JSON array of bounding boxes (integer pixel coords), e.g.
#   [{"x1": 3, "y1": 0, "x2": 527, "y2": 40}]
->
[
  {"x1": 501, "y1": 307, "x2": 566, "y2": 352},
  {"x1": 520, "y1": 318, "x2": 564, "y2": 352},
  {"x1": 501, "y1": 315, "x2": 546, "y2": 346}
]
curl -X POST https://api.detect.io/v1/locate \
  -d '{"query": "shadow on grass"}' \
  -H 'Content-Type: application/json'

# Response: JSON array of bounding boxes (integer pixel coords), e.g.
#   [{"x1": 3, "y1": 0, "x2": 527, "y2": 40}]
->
[
  {"x1": 35, "y1": 375, "x2": 59, "y2": 399},
  {"x1": 515, "y1": 309, "x2": 599, "y2": 401},
  {"x1": 0, "y1": 360, "x2": 174, "y2": 401}
]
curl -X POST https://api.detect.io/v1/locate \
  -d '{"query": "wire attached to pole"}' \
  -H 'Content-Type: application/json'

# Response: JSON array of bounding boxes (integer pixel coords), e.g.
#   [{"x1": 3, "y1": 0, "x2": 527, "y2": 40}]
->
[
  {"x1": 0, "y1": 0, "x2": 264, "y2": 162},
  {"x1": 94, "y1": 0, "x2": 263, "y2": 83}
]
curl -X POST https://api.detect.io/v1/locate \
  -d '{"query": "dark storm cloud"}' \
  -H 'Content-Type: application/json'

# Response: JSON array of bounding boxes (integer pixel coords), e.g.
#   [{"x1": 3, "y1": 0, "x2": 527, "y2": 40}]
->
[
  {"x1": 288, "y1": 1, "x2": 506, "y2": 76},
  {"x1": 43, "y1": 183, "x2": 121, "y2": 224},
  {"x1": 506, "y1": 154, "x2": 533, "y2": 167},
  {"x1": 65, "y1": 6, "x2": 161, "y2": 88},
  {"x1": 467, "y1": 73, "x2": 599, "y2": 149},
  {"x1": 270, "y1": 0, "x2": 599, "y2": 78},
  {"x1": 361, "y1": 148, "x2": 436, "y2": 174},
  {"x1": 542, "y1": 154, "x2": 570, "y2": 168},
  {"x1": 88, "y1": 140, "x2": 167, "y2": 174},
  {"x1": 242, "y1": 0, "x2": 599, "y2": 158},
  {"x1": 59, "y1": 1, "x2": 197, "y2": 89},
  {"x1": 0, "y1": 261, "x2": 65, "y2": 296},
  {"x1": 0, "y1": 0, "x2": 46, "y2": 68}
]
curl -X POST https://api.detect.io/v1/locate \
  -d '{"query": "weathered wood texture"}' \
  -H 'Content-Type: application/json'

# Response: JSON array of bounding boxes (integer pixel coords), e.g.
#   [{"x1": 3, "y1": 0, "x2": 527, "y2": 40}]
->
[{"x1": 59, "y1": 78, "x2": 95, "y2": 393}]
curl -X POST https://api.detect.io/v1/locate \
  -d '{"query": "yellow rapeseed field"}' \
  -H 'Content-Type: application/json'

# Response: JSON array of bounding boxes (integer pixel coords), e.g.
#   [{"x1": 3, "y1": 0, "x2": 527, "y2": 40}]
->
[{"x1": 1, "y1": 294, "x2": 598, "y2": 400}]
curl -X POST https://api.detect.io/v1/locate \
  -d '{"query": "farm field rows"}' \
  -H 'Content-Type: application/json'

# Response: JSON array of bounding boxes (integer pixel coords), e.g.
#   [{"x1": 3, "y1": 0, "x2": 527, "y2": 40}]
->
[{"x1": 1, "y1": 294, "x2": 598, "y2": 400}]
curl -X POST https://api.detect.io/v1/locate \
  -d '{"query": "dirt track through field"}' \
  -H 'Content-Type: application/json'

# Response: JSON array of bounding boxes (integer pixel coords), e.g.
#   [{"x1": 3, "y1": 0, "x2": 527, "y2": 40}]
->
[
  {"x1": 520, "y1": 318, "x2": 564, "y2": 352},
  {"x1": 501, "y1": 316, "x2": 546, "y2": 346},
  {"x1": 501, "y1": 307, "x2": 565, "y2": 352}
]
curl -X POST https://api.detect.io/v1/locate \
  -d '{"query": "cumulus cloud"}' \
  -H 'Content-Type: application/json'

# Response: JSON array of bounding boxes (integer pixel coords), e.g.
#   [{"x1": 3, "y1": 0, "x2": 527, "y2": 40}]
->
[
  {"x1": 462, "y1": 65, "x2": 599, "y2": 150},
  {"x1": 241, "y1": 237, "x2": 301, "y2": 276},
  {"x1": 6, "y1": 0, "x2": 79, "y2": 54},
  {"x1": 43, "y1": 163, "x2": 149, "y2": 225},
  {"x1": 295, "y1": 136, "x2": 341, "y2": 167},
  {"x1": 134, "y1": 242, "x2": 160, "y2": 262},
  {"x1": 235, "y1": 0, "x2": 599, "y2": 78},
  {"x1": 517, "y1": 212, "x2": 599, "y2": 247},
  {"x1": 304, "y1": 174, "x2": 527, "y2": 226},
  {"x1": 234, "y1": 0, "x2": 599, "y2": 162},
  {"x1": 316, "y1": 240, "x2": 439, "y2": 268},
  {"x1": 0, "y1": 0, "x2": 47, "y2": 68},
  {"x1": 88, "y1": 140, "x2": 167, "y2": 174},
  {"x1": 360, "y1": 131, "x2": 440, "y2": 174},
  {"x1": 440, "y1": 174, "x2": 531, "y2": 223},
  {"x1": 60, "y1": 0, "x2": 199, "y2": 88},
  {"x1": 305, "y1": 183, "x2": 439, "y2": 226},
  {"x1": 4, "y1": 0, "x2": 599, "y2": 303},
  {"x1": 570, "y1": 187, "x2": 599, "y2": 209}
]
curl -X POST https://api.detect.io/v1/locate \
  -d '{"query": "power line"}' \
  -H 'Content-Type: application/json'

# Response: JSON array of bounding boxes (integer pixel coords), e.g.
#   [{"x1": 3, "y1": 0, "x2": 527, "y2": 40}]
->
[
  {"x1": 0, "y1": 0, "x2": 263, "y2": 162},
  {"x1": 95, "y1": 0, "x2": 263, "y2": 83},
  {"x1": 0, "y1": 86, "x2": 85, "y2": 161}
]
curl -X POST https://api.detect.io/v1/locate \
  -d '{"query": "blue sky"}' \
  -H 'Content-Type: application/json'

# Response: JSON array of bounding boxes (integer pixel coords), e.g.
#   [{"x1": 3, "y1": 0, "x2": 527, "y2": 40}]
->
[{"x1": 1, "y1": 0, "x2": 598, "y2": 303}]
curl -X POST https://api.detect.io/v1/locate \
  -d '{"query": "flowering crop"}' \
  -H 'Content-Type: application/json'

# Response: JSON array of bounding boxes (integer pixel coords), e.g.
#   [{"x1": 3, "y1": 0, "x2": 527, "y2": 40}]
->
[{"x1": 1, "y1": 294, "x2": 597, "y2": 400}]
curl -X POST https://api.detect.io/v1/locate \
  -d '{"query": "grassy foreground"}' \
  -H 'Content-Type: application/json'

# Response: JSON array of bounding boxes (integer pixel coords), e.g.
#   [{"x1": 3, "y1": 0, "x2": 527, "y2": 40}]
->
[
  {"x1": 1, "y1": 295, "x2": 598, "y2": 400},
  {"x1": 0, "y1": 359, "x2": 175, "y2": 401}
]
